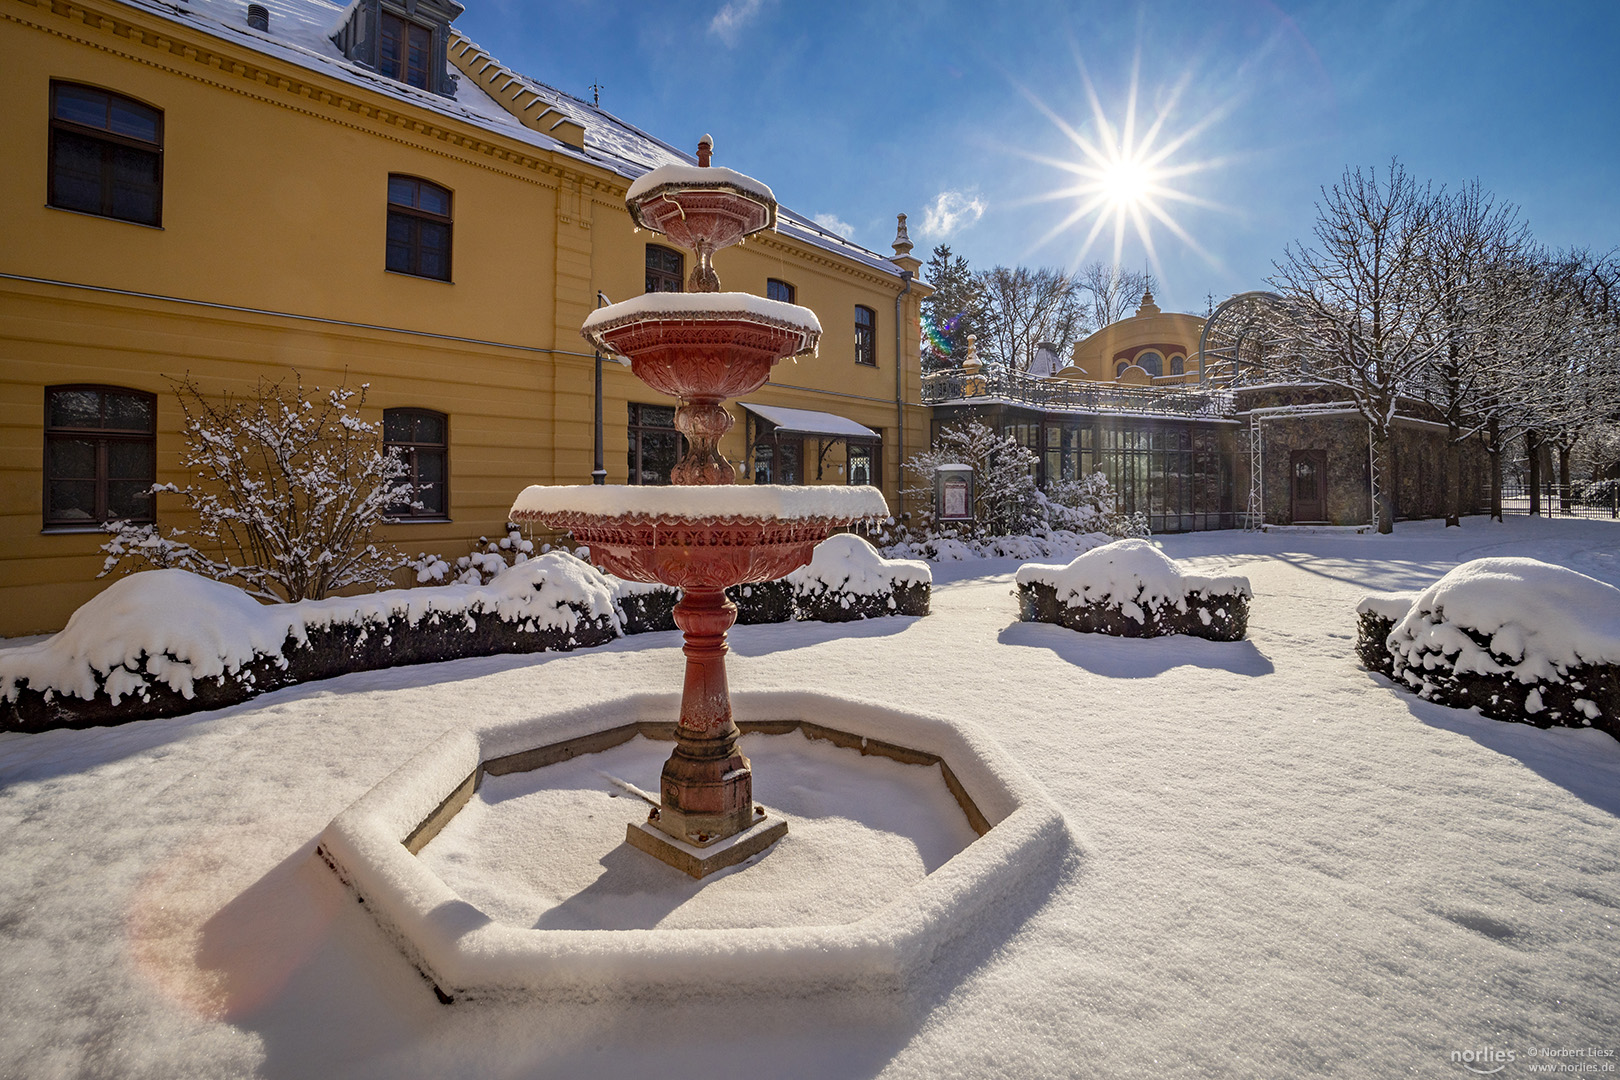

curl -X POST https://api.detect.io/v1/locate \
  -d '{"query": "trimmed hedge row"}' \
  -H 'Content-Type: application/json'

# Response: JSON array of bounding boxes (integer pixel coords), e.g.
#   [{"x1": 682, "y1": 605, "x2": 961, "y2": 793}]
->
[
  {"x1": 4, "y1": 575, "x2": 930, "y2": 734},
  {"x1": 1017, "y1": 580, "x2": 1249, "y2": 641}
]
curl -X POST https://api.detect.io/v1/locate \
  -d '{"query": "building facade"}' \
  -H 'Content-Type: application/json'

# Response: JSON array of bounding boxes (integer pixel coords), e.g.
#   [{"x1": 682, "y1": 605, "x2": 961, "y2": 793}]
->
[
  {"x1": 0, "y1": 0, "x2": 930, "y2": 635},
  {"x1": 923, "y1": 292, "x2": 1488, "y2": 533}
]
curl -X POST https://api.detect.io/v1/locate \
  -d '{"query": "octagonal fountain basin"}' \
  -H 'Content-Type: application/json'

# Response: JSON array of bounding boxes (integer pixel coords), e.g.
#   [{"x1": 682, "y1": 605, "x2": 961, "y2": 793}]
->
[{"x1": 316, "y1": 690, "x2": 1072, "y2": 1002}]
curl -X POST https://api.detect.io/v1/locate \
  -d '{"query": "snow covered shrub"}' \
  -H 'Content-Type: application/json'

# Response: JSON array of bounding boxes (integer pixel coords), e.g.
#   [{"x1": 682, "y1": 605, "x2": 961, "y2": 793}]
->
[
  {"x1": 903, "y1": 421, "x2": 1044, "y2": 538},
  {"x1": 787, "y1": 535, "x2": 931, "y2": 622},
  {"x1": 100, "y1": 374, "x2": 412, "y2": 602},
  {"x1": 1356, "y1": 558, "x2": 1620, "y2": 740},
  {"x1": 408, "y1": 523, "x2": 534, "y2": 585},
  {"x1": 730, "y1": 579, "x2": 795, "y2": 624},
  {"x1": 1040, "y1": 473, "x2": 1151, "y2": 539},
  {"x1": 1015, "y1": 539, "x2": 1251, "y2": 641},
  {"x1": 1, "y1": 556, "x2": 620, "y2": 733}
]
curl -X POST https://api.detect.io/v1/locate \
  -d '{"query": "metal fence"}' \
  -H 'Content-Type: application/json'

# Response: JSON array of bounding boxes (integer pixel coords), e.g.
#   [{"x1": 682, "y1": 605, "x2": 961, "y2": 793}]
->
[
  {"x1": 1500, "y1": 481, "x2": 1620, "y2": 519},
  {"x1": 921, "y1": 367, "x2": 1234, "y2": 419}
]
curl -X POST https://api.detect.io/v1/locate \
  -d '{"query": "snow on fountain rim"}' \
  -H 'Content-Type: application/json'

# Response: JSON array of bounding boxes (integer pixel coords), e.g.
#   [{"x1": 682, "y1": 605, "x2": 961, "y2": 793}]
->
[
  {"x1": 1015, "y1": 538, "x2": 1251, "y2": 609},
  {"x1": 510, "y1": 483, "x2": 888, "y2": 523},
  {"x1": 581, "y1": 292, "x2": 822, "y2": 335},
  {"x1": 1361, "y1": 557, "x2": 1620, "y2": 678},
  {"x1": 625, "y1": 164, "x2": 776, "y2": 206},
  {"x1": 317, "y1": 690, "x2": 1074, "y2": 999}
]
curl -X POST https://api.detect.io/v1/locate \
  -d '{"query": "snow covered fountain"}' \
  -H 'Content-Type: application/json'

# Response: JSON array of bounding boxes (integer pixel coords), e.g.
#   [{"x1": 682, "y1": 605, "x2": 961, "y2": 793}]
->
[{"x1": 317, "y1": 138, "x2": 1069, "y2": 1001}]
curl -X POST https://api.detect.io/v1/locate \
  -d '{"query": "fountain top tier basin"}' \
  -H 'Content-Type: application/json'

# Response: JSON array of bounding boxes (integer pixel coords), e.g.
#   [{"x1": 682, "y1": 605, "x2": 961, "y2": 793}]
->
[
  {"x1": 510, "y1": 484, "x2": 888, "y2": 590},
  {"x1": 581, "y1": 293, "x2": 821, "y2": 401},
  {"x1": 625, "y1": 161, "x2": 777, "y2": 252}
]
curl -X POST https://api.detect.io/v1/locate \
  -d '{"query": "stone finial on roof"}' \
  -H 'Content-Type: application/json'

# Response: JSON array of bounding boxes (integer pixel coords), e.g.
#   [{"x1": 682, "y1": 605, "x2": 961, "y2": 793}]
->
[
  {"x1": 697, "y1": 134, "x2": 713, "y2": 167},
  {"x1": 1136, "y1": 286, "x2": 1161, "y2": 317},
  {"x1": 892, "y1": 213, "x2": 913, "y2": 259},
  {"x1": 963, "y1": 333, "x2": 981, "y2": 373}
]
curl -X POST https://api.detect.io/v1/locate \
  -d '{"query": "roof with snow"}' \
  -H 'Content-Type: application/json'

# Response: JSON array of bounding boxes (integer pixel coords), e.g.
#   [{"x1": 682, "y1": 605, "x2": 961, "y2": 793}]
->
[{"x1": 112, "y1": 0, "x2": 908, "y2": 280}]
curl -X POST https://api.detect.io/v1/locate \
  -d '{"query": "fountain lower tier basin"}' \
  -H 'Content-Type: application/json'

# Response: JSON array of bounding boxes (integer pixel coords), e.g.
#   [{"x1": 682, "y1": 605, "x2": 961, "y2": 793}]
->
[
  {"x1": 509, "y1": 485, "x2": 889, "y2": 588},
  {"x1": 580, "y1": 293, "x2": 821, "y2": 400},
  {"x1": 316, "y1": 691, "x2": 1072, "y2": 1002}
]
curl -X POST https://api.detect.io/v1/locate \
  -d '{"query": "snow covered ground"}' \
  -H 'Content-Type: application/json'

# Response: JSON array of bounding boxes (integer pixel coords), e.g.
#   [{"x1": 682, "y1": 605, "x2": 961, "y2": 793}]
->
[{"x1": 1, "y1": 516, "x2": 1617, "y2": 1079}]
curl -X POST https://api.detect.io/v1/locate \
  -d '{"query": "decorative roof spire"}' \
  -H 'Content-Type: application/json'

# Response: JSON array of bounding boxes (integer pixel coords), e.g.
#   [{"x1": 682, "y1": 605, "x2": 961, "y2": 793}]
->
[
  {"x1": 696, "y1": 134, "x2": 713, "y2": 167},
  {"x1": 892, "y1": 213, "x2": 913, "y2": 259}
]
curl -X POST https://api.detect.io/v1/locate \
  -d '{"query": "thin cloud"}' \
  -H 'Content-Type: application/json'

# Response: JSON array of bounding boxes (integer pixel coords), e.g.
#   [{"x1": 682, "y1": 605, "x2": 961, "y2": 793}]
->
[
  {"x1": 920, "y1": 190, "x2": 987, "y2": 238},
  {"x1": 709, "y1": 0, "x2": 767, "y2": 45},
  {"x1": 812, "y1": 213, "x2": 854, "y2": 239}
]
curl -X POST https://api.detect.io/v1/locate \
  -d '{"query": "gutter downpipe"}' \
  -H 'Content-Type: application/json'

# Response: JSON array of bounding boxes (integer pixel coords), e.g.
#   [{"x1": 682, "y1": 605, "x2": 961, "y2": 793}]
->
[
  {"x1": 591, "y1": 291, "x2": 609, "y2": 485},
  {"x1": 894, "y1": 270, "x2": 913, "y2": 517}
]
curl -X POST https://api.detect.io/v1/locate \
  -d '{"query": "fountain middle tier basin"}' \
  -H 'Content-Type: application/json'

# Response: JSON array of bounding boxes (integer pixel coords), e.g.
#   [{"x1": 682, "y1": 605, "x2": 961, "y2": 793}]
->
[
  {"x1": 581, "y1": 293, "x2": 821, "y2": 400},
  {"x1": 509, "y1": 484, "x2": 887, "y2": 588}
]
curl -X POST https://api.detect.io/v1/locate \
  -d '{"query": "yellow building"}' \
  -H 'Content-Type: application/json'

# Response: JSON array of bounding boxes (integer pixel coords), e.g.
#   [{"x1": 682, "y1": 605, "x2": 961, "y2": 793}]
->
[
  {"x1": 0, "y1": 0, "x2": 930, "y2": 636},
  {"x1": 1055, "y1": 289, "x2": 1207, "y2": 386}
]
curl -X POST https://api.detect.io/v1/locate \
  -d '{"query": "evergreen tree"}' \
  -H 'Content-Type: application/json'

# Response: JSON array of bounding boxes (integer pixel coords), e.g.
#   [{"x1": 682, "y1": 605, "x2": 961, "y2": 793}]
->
[{"x1": 920, "y1": 245, "x2": 980, "y2": 371}]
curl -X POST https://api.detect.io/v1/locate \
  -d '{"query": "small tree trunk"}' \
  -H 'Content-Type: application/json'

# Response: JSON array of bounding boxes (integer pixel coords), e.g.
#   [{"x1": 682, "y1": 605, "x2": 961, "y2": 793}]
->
[
  {"x1": 1445, "y1": 419, "x2": 1462, "y2": 528},
  {"x1": 1526, "y1": 430, "x2": 1542, "y2": 516},
  {"x1": 1374, "y1": 429, "x2": 1396, "y2": 534},
  {"x1": 1487, "y1": 416, "x2": 1503, "y2": 522},
  {"x1": 1558, "y1": 445, "x2": 1572, "y2": 514}
]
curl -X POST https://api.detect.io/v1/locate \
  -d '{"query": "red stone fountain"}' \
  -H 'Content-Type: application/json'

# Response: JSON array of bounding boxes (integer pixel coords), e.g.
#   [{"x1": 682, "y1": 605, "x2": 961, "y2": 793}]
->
[{"x1": 510, "y1": 136, "x2": 887, "y2": 877}]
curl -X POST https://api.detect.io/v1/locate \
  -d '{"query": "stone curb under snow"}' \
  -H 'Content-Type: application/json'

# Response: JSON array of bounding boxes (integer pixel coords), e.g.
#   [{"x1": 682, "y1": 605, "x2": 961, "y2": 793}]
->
[
  {"x1": 1356, "y1": 557, "x2": 1620, "y2": 740},
  {"x1": 316, "y1": 690, "x2": 1075, "y2": 1002},
  {"x1": 1014, "y1": 539, "x2": 1251, "y2": 641}
]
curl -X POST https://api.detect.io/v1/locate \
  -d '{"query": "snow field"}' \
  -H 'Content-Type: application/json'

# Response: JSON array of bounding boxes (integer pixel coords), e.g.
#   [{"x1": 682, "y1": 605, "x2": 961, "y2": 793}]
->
[{"x1": 0, "y1": 517, "x2": 1615, "y2": 1078}]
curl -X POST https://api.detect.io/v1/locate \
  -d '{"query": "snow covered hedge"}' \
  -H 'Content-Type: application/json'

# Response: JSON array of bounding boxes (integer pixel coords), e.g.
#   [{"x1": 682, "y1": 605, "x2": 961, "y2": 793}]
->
[
  {"x1": 788, "y1": 534, "x2": 931, "y2": 621},
  {"x1": 1357, "y1": 558, "x2": 1620, "y2": 740},
  {"x1": 2, "y1": 539, "x2": 933, "y2": 733},
  {"x1": 615, "y1": 536, "x2": 930, "y2": 632},
  {"x1": 0, "y1": 556, "x2": 620, "y2": 733},
  {"x1": 1015, "y1": 539, "x2": 1251, "y2": 641}
]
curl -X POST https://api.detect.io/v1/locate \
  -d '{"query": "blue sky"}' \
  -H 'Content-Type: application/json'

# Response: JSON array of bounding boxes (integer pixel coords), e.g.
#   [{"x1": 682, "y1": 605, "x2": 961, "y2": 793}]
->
[{"x1": 457, "y1": 0, "x2": 1620, "y2": 316}]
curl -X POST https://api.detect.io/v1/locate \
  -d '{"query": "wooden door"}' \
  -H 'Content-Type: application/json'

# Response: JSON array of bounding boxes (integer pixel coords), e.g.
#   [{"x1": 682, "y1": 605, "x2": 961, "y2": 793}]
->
[{"x1": 1291, "y1": 449, "x2": 1327, "y2": 522}]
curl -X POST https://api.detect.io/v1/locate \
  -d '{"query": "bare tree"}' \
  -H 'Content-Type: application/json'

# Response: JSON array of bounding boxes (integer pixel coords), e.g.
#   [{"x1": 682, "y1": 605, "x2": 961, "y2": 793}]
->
[
  {"x1": 1269, "y1": 161, "x2": 1444, "y2": 533},
  {"x1": 101, "y1": 374, "x2": 413, "y2": 601},
  {"x1": 1418, "y1": 181, "x2": 1531, "y2": 525},
  {"x1": 1075, "y1": 261, "x2": 1152, "y2": 330},
  {"x1": 974, "y1": 266, "x2": 1087, "y2": 371}
]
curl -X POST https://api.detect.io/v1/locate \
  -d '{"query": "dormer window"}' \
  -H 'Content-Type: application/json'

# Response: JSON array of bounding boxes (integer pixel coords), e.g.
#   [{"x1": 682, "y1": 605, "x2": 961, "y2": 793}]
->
[
  {"x1": 331, "y1": 0, "x2": 464, "y2": 98},
  {"x1": 379, "y1": 12, "x2": 432, "y2": 90}
]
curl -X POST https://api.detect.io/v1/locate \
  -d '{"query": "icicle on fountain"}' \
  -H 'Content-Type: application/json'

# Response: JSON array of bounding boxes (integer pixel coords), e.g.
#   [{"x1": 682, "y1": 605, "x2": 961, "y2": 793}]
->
[{"x1": 509, "y1": 136, "x2": 888, "y2": 878}]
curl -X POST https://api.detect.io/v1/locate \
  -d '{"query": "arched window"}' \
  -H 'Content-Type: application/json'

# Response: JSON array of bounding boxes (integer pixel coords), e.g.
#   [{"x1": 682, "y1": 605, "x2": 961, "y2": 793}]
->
[
  {"x1": 1116, "y1": 361, "x2": 1130, "y2": 378},
  {"x1": 386, "y1": 176, "x2": 452, "y2": 281},
  {"x1": 766, "y1": 278, "x2": 796, "y2": 303},
  {"x1": 384, "y1": 408, "x2": 448, "y2": 517},
  {"x1": 1136, "y1": 351, "x2": 1163, "y2": 377},
  {"x1": 49, "y1": 82, "x2": 163, "y2": 226},
  {"x1": 854, "y1": 306, "x2": 876, "y2": 366},
  {"x1": 44, "y1": 385, "x2": 156, "y2": 526},
  {"x1": 646, "y1": 245, "x2": 683, "y2": 292},
  {"x1": 1170, "y1": 355, "x2": 1185, "y2": 376}
]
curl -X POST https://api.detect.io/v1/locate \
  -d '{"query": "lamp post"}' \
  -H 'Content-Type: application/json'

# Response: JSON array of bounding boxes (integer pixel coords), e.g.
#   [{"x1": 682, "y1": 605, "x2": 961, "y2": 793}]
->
[{"x1": 592, "y1": 291, "x2": 609, "y2": 485}]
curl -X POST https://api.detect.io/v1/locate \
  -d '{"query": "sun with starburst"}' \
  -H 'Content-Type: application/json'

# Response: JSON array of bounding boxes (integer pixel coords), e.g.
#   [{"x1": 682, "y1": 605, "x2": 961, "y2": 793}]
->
[{"x1": 1016, "y1": 56, "x2": 1226, "y2": 275}]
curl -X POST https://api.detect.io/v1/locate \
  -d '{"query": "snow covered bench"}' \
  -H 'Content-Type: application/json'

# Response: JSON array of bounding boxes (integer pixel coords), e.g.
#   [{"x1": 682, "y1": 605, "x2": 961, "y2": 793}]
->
[
  {"x1": 1357, "y1": 558, "x2": 1620, "y2": 740},
  {"x1": 1015, "y1": 539, "x2": 1251, "y2": 641},
  {"x1": 0, "y1": 554, "x2": 620, "y2": 733}
]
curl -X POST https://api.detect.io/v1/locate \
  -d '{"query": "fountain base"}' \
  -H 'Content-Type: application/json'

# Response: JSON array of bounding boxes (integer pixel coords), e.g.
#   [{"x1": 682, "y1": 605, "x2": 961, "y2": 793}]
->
[{"x1": 628, "y1": 810, "x2": 788, "y2": 879}]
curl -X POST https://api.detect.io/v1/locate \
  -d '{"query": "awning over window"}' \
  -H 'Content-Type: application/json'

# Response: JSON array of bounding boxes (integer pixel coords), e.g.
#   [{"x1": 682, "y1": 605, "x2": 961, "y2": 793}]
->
[{"x1": 741, "y1": 403, "x2": 879, "y2": 440}]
